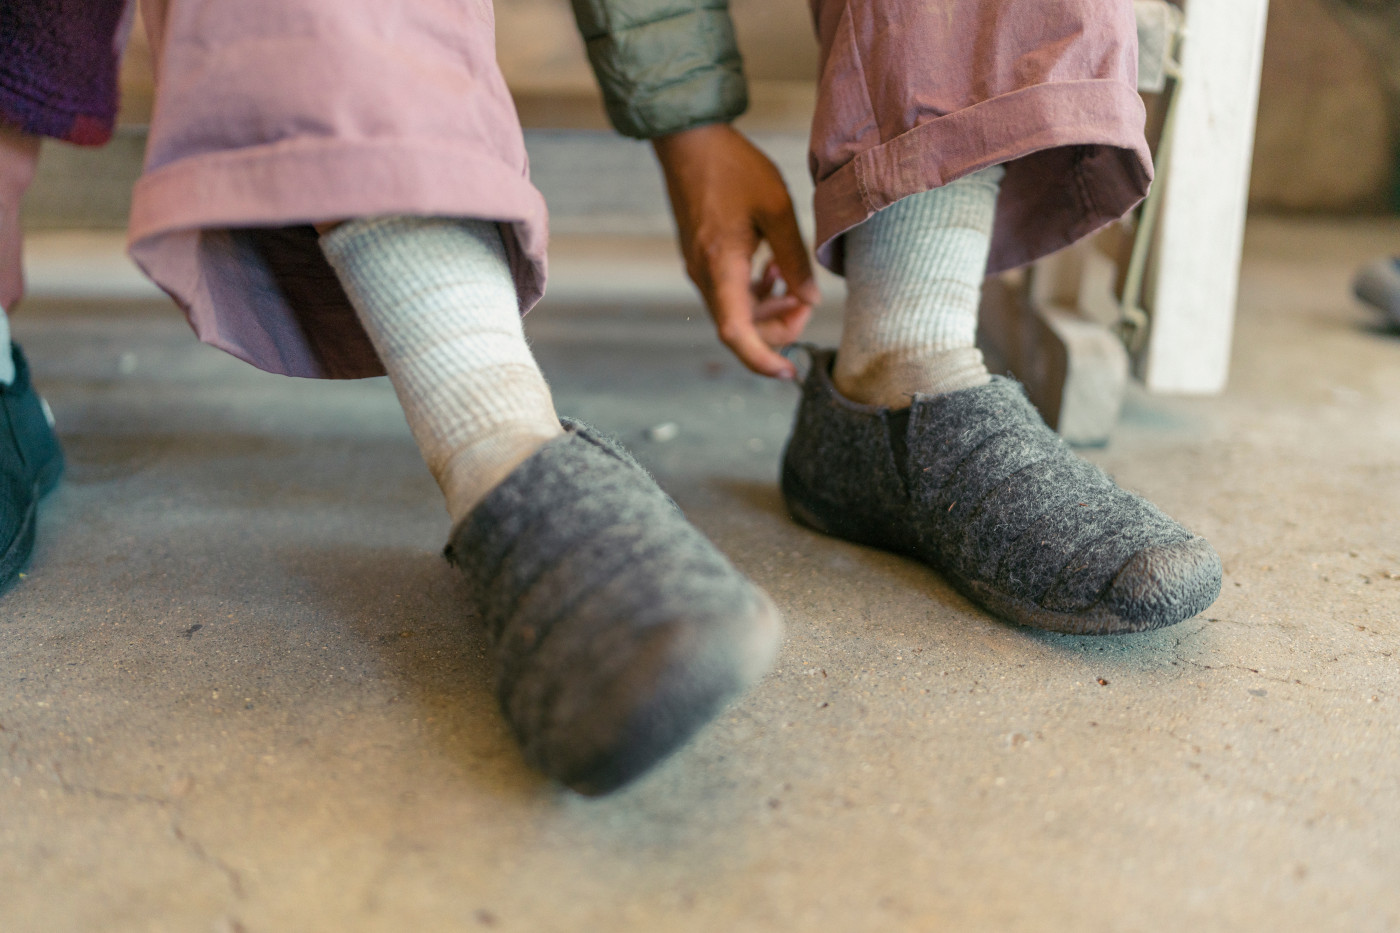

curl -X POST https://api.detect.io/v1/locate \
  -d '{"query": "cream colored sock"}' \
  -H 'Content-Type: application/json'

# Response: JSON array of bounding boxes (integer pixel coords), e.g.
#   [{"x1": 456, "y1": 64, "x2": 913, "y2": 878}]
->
[
  {"x1": 321, "y1": 216, "x2": 562, "y2": 525},
  {"x1": 833, "y1": 165, "x2": 1005, "y2": 408}
]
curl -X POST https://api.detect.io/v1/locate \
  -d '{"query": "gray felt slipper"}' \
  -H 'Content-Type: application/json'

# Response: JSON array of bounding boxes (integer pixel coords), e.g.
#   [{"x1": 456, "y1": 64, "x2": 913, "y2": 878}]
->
[
  {"x1": 445, "y1": 419, "x2": 782, "y2": 795},
  {"x1": 781, "y1": 348, "x2": 1221, "y2": 635}
]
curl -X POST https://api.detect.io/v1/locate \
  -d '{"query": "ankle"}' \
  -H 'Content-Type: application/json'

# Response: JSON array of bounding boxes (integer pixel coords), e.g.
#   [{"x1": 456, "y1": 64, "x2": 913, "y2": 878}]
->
[
  {"x1": 833, "y1": 346, "x2": 990, "y2": 408},
  {"x1": 442, "y1": 420, "x2": 562, "y2": 523}
]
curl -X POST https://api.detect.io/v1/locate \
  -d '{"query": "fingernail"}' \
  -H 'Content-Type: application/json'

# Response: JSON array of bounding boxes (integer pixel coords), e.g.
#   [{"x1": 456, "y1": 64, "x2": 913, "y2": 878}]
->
[{"x1": 797, "y1": 280, "x2": 822, "y2": 305}]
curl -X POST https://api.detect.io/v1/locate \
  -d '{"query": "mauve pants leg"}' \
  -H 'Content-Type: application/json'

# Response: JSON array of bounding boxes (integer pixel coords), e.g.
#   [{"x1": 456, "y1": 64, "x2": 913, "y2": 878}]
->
[
  {"x1": 129, "y1": 0, "x2": 549, "y2": 380},
  {"x1": 807, "y1": 0, "x2": 1152, "y2": 276}
]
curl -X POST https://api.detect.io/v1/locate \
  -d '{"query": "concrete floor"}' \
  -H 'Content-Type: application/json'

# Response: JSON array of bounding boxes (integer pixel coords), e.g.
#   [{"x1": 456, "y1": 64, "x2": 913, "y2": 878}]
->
[{"x1": 2, "y1": 217, "x2": 1399, "y2": 932}]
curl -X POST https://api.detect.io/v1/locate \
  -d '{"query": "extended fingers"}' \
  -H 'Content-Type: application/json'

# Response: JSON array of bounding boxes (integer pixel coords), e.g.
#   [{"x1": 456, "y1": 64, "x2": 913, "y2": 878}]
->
[{"x1": 708, "y1": 249, "x2": 797, "y2": 380}]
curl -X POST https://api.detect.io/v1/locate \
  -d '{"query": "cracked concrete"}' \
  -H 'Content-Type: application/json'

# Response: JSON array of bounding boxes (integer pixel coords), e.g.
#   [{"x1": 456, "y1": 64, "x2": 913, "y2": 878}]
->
[{"x1": 1, "y1": 217, "x2": 1399, "y2": 931}]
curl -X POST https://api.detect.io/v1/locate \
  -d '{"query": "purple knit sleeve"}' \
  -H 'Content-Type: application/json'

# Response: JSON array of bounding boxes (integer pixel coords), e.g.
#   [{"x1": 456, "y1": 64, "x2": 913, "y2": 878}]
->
[{"x1": 0, "y1": 0, "x2": 132, "y2": 145}]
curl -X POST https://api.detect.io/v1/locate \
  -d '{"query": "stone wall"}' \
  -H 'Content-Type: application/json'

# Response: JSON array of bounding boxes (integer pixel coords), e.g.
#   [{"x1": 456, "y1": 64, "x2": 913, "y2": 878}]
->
[{"x1": 1251, "y1": 0, "x2": 1393, "y2": 211}]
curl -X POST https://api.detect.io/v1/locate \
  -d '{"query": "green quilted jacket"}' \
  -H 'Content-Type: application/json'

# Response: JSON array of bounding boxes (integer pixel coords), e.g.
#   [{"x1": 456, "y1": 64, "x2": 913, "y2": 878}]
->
[{"x1": 569, "y1": 0, "x2": 748, "y2": 139}]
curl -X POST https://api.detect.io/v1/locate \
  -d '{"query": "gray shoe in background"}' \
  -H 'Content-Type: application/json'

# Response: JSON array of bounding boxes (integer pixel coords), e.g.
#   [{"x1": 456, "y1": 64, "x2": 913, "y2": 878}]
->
[
  {"x1": 781, "y1": 348, "x2": 1221, "y2": 636},
  {"x1": 1354, "y1": 256, "x2": 1400, "y2": 326},
  {"x1": 446, "y1": 420, "x2": 782, "y2": 795}
]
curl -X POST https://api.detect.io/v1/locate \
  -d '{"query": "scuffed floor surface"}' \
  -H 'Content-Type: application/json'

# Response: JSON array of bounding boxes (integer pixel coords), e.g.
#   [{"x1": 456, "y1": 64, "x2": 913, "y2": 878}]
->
[{"x1": 2, "y1": 217, "x2": 1399, "y2": 932}]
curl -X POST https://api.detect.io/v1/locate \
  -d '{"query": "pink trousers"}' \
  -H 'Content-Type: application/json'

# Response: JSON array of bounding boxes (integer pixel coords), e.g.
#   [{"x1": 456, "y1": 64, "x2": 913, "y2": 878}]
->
[{"x1": 2, "y1": 0, "x2": 1150, "y2": 380}]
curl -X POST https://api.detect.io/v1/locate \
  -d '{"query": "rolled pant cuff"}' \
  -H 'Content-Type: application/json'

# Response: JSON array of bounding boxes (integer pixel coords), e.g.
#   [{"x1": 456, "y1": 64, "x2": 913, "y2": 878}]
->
[
  {"x1": 127, "y1": 138, "x2": 549, "y2": 380},
  {"x1": 813, "y1": 78, "x2": 1152, "y2": 277}
]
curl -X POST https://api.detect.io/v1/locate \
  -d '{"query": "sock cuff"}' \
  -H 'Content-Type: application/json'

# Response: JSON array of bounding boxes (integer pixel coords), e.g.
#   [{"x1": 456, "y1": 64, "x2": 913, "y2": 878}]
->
[
  {"x1": 321, "y1": 215, "x2": 514, "y2": 297},
  {"x1": 835, "y1": 166, "x2": 1003, "y2": 405},
  {"x1": 859, "y1": 166, "x2": 1006, "y2": 244},
  {"x1": 319, "y1": 212, "x2": 561, "y2": 525},
  {"x1": 321, "y1": 214, "x2": 505, "y2": 255}
]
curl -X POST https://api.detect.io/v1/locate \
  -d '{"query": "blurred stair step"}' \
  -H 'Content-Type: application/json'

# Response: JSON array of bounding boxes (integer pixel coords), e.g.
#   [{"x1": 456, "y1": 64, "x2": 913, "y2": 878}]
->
[{"x1": 22, "y1": 127, "x2": 814, "y2": 238}]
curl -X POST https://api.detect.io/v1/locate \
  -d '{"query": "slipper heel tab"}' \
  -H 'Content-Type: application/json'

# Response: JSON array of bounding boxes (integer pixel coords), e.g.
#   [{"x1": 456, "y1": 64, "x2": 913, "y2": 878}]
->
[{"x1": 560, "y1": 418, "x2": 648, "y2": 475}]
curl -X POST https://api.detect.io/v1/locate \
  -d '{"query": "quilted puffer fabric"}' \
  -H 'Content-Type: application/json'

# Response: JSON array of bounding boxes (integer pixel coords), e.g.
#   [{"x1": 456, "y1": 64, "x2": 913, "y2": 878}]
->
[{"x1": 569, "y1": 0, "x2": 748, "y2": 138}]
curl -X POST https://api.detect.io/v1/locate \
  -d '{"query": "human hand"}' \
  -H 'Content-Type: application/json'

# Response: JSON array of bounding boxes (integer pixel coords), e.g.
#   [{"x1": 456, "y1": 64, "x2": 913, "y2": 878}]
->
[{"x1": 652, "y1": 124, "x2": 820, "y2": 379}]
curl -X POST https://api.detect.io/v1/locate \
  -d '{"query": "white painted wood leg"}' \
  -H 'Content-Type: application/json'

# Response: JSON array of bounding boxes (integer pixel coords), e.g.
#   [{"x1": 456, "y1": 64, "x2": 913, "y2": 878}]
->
[
  {"x1": 980, "y1": 0, "x2": 1271, "y2": 442},
  {"x1": 1140, "y1": 0, "x2": 1271, "y2": 393}
]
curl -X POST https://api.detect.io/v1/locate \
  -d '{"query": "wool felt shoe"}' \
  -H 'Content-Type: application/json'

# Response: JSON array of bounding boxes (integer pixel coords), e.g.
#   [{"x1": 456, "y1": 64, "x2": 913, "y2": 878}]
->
[
  {"x1": 1, "y1": 344, "x2": 63, "y2": 594},
  {"x1": 445, "y1": 419, "x2": 782, "y2": 795},
  {"x1": 781, "y1": 348, "x2": 1222, "y2": 635}
]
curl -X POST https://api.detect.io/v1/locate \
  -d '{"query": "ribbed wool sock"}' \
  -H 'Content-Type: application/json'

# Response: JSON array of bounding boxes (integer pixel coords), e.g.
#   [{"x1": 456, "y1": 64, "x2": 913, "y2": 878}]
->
[
  {"x1": 0, "y1": 311, "x2": 13, "y2": 386},
  {"x1": 320, "y1": 216, "x2": 563, "y2": 525},
  {"x1": 833, "y1": 166, "x2": 1005, "y2": 409}
]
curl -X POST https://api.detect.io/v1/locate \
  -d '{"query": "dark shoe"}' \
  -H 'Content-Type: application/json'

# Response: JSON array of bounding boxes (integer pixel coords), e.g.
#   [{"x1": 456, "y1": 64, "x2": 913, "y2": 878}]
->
[
  {"x1": 781, "y1": 348, "x2": 1221, "y2": 635},
  {"x1": 1, "y1": 344, "x2": 63, "y2": 594},
  {"x1": 445, "y1": 420, "x2": 782, "y2": 795}
]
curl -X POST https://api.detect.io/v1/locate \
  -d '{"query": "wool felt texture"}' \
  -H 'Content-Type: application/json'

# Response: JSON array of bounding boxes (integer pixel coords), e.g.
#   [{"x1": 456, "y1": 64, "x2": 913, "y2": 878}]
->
[
  {"x1": 320, "y1": 216, "x2": 563, "y2": 524},
  {"x1": 446, "y1": 419, "x2": 782, "y2": 795},
  {"x1": 781, "y1": 348, "x2": 1222, "y2": 635},
  {"x1": 0, "y1": 344, "x2": 63, "y2": 594},
  {"x1": 835, "y1": 166, "x2": 1003, "y2": 407}
]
